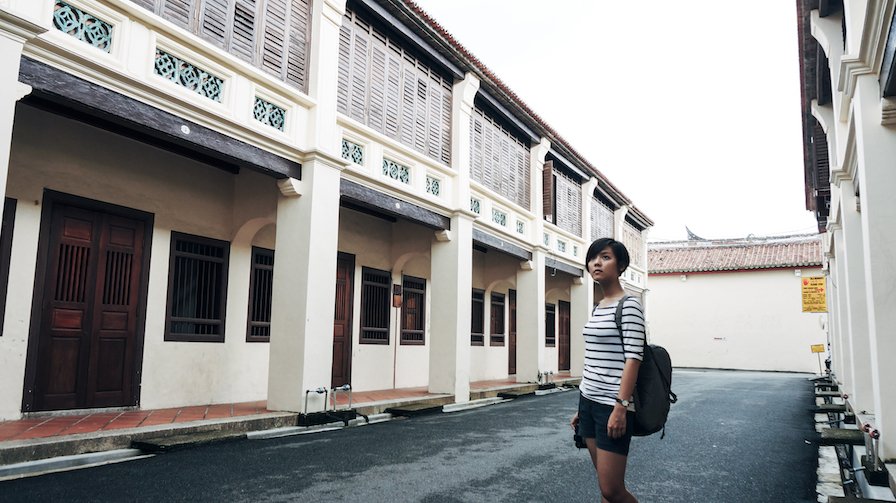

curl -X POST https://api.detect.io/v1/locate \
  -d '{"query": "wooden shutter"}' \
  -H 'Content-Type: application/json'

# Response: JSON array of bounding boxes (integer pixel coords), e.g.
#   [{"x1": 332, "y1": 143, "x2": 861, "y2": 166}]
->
[
  {"x1": 198, "y1": 0, "x2": 229, "y2": 48},
  {"x1": 230, "y1": 0, "x2": 258, "y2": 63},
  {"x1": 336, "y1": 16, "x2": 352, "y2": 115},
  {"x1": 159, "y1": 0, "x2": 197, "y2": 29},
  {"x1": 131, "y1": 0, "x2": 155, "y2": 11},
  {"x1": 384, "y1": 47, "x2": 401, "y2": 139},
  {"x1": 350, "y1": 27, "x2": 369, "y2": 123},
  {"x1": 369, "y1": 43, "x2": 387, "y2": 133},
  {"x1": 285, "y1": 0, "x2": 309, "y2": 89},
  {"x1": 542, "y1": 160, "x2": 554, "y2": 222}
]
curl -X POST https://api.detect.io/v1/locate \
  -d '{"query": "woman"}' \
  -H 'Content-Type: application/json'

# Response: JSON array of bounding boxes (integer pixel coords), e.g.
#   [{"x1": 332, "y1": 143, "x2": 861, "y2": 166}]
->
[{"x1": 570, "y1": 238, "x2": 645, "y2": 503}]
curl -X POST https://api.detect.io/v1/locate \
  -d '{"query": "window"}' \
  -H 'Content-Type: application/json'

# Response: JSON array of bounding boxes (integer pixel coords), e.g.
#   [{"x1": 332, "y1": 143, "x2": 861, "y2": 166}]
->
[
  {"x1": 471, "y1": 289, "x2": 484, "y2": 346},
  {"x1": 490, "y1": 292, "x2": 505, "y2": 346},
  {"x1": 401, "y1": 275, "x2": 426, "y2": 345},
  {"x1": 246, "y1": 247, "x2": 274, "y2": 342},
  {"x1": 0, "y1": 198, "x2": 15, "y2": 335},
  {"x1": 165, "y1": 232, "x2": 230, "y2": 342},
  {"x1": 360, "y1": 267, "x2": 390, "y2": 344},
  {"x1": 469, "y1": 106, "x2": 531, "y2": 209},
  {"x1": 545, "y1": 303, "x2": 556, "y2": 347}
]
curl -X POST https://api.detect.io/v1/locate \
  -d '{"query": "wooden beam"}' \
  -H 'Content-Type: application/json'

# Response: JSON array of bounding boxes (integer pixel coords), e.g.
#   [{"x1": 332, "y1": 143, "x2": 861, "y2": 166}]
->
[
  {"x1": 18, "y1": 57, "x2": 301, "y2": 180},
  {"x1": 339, "y1": 179, "x2": 450, "y2": 230},
  {"x1": 471, "y1": 228, "x2": 532, "y2": 261}
]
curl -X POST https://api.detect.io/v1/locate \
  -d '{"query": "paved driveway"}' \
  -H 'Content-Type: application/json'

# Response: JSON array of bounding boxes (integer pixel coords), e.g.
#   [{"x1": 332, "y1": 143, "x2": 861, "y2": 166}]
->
[{"x1": 0, "y1": 369, "x2": 818, "y2": 502}]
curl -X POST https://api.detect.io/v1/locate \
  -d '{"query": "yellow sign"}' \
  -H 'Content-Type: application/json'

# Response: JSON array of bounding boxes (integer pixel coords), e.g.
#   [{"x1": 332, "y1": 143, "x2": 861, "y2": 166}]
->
[
  {"x1": 811, "y1": 344, "x2": 825, "y2": 353},
  {"x1": 801, "y1": 276, "x2": 827, "y2": 313}
]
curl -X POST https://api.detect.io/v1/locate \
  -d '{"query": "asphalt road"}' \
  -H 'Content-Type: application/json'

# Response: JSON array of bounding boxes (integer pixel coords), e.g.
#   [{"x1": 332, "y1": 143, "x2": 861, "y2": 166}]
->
[{"x1": 0, "y1": 369, "x2": 818, "y2": 502}]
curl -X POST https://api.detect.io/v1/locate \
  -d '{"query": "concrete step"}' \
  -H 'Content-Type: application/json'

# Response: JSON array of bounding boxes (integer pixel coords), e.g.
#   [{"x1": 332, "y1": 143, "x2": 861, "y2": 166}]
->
[
  {"x1": 385, "y1": 402, "x2": 444, "y2": 417},
  {"x1": 131, "y1": 430, "x2": 246, "y2": 453},
  {"x1": 497, "y1": 389, "x2": 535, "y2": 399},
  {"x1": 814, "y1": 403, "x2": 848, "y2": 413},
  {"x1": 816, "y1": 391, "x2": 842, "y2": 398},
  {"x1": 828, "y1": 497, "x2": 895, "y2": 502}
]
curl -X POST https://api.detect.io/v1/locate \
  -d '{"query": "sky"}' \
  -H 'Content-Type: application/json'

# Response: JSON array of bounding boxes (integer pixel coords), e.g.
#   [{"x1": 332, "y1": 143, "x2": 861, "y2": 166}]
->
[{"x1": 411, "y1": 0, "x2": 819, "y2": 242}]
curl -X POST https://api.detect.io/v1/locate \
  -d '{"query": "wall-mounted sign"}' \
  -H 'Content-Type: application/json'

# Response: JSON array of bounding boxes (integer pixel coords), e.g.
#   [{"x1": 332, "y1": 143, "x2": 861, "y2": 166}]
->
[
  {"x1": 810, "y1": 344, "x2": 825, "y2": 353},
  {"x1": 801, "y1": 276, "x2": 827, "y2": 313}
]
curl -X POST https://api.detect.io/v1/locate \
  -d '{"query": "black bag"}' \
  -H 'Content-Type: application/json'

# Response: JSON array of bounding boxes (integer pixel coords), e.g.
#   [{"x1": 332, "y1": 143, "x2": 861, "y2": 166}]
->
[{"x1": 615, "y1": 296, "x2": 677, "y2": 438}]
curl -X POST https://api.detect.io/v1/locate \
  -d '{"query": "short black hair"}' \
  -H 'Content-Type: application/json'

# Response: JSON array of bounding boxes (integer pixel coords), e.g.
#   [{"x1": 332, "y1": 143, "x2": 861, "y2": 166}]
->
[{"x1": 585, "y1": 238, "x2": 630, "y2": 275}]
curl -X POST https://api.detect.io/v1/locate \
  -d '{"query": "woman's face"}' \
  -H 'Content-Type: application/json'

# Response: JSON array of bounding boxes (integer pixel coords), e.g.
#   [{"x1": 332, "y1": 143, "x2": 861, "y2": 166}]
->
[{"x1": 587, "y1": 246, "x2": 620, "y2": 283}]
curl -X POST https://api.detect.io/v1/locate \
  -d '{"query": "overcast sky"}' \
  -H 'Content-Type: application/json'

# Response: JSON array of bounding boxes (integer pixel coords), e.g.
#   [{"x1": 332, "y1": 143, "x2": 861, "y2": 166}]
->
[{"x1": 411, "y1": 0, "x2": 819, "y2": 241}]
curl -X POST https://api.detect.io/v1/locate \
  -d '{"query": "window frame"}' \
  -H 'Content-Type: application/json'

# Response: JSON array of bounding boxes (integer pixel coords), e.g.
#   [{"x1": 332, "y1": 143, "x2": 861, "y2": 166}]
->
[
  {"x1": 471, "y1": 289, "x2": 485, "y2": 346},
  {"x1": 545, "y1": 302, "x2": 556, "y2": 347},
  {"x1": 489, "y1": 292, "x2": 505, "y2": 346},
  {"x1": 400, "y1": 275, "x2": 426, "y2": 345},
  {"x1": 246, "y1": 246, "x2": 274, "y2": 343},
  {"x1": 164, "y1": 231, "x2": 230, "y2": 343},
  {"x1": 359, "y1": 266, "x2": 391, "y2": 345}
]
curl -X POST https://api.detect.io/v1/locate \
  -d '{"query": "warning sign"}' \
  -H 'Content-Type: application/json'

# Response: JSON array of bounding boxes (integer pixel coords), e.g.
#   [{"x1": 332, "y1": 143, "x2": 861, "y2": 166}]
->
[
  {"x1": 802, "y1": 276, "x2": 827, "y2": 313},
  {"x1": 811, "y1": 344, "x2": 825, "y2": 353}
]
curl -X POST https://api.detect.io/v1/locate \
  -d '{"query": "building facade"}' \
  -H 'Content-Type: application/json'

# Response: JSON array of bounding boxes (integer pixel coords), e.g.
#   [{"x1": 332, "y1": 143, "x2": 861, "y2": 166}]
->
[
  {"x1": 797, "y1": 0, "x2": 896, "y2": 491},
  {"x1": 0, "y1": 0, "x2": 651, "y2": 420},
  {"x1": 648, "y1": 234, "x2": 826, "y2": 374}
]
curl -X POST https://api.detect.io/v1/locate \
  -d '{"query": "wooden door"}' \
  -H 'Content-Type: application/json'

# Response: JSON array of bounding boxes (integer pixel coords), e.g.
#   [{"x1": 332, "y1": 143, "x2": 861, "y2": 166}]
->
[
  {"x1": 331, "y1": 252, "x2": 354, "y2": 387},
  {"x1": 508, "y1": 289, "x2": 516, "y2": 375},
  {"x1": 558, "y1": 300, "x2": 571, "y2": 371},
  {"x1": 32, "y1": 204, "x2": 146, "y2": 411}
]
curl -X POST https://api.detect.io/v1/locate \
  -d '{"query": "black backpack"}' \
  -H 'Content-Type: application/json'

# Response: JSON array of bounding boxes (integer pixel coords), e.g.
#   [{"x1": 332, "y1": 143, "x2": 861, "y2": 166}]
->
[{"x1": 615, "y1": 296, "x2": 677, "y2": 438}]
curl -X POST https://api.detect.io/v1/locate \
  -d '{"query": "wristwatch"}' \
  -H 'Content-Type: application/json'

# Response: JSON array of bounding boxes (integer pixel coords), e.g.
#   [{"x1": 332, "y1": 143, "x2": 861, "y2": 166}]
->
[{"x1": 615, "y1": 397, "x2": 632, "y2": 407}]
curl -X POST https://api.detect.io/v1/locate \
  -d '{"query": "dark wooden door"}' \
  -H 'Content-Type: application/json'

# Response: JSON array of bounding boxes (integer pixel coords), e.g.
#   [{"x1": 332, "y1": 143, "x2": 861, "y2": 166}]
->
[
  {"x1": 33, "y1": 204, "x2": 146, "y2": 411},
  {"x1": 558, "y1": 300, "x2": 571, "y2": 371},
  {"x1": 331, "y1": 253, "x2": 354, "y2": 387},
  {"x1": 508, "y1": 289, "x2": 516, "y2": 375}
]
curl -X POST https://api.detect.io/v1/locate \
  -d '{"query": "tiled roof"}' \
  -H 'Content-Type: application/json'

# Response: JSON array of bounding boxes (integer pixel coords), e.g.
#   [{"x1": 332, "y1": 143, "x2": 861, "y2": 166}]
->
[{"x1": 648, "y1": 234, "x2": 823, "y2": 274}]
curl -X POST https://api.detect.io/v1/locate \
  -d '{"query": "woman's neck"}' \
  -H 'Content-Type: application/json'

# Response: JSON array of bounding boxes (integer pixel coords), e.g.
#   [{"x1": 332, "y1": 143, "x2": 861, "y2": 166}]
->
[{"x1": 599, "y1": 279, "x2": 624, "y2": 302}]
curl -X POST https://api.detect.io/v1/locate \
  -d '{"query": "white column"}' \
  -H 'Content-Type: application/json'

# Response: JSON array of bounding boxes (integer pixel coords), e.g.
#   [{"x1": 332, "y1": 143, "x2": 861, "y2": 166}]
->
[
  {"x1": 267, "y1": 155, "x2": 343, "y2": 413},
  {"x1": 429, "y1": 214, "x2": 473, "y2": 401},
  {"x1": 516, "y1": 251, "x2": 546, "y2": 383},
  {"x1": 614, "y1": 205, "x2": 628, "y2": 240},
  {"x1": 569, "y1": 275, "x2": 592, "y2": 378},
  {"x1": 0, "y1": 10, "x2": 47, "y2": 201},
  {"x1": 306, "y1": 0, "x2": 346, "y2": 157},
  {"x1": 838, "y1": 178, "x2": 874, "y2": 414},
  {"x1": 853, "y1": 74, "x2": 896, "y2": 460},
  {"x1": 831, "y1": 226, "x2": 853, "y2": 397}
]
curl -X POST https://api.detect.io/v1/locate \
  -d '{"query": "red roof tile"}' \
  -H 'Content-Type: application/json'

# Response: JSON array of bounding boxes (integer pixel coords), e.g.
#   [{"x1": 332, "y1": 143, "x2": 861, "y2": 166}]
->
[{"x1": 648, "y1": 234, "x2": 823, "y2": 273}]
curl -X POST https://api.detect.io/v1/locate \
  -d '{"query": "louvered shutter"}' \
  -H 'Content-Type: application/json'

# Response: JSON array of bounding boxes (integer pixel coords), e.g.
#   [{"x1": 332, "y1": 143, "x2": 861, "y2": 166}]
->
[
  {"x1": 198, "y1": 0, "x2": 228, "y2": 48},
  {"x1": 160, "y1": 0, "x2": 196, "y2": 29},
  {"x1": 336, "y1": 16, "x2": 351, "y2": 115},
  {"x1": 285, "y1": 0, "x2": 309, "y2": 89},
  {"x1": 440, "y1": 88, "x2": 452, "y2": 164},
  {"x1": 230, "y1": 0, "x2": 257, "y2": 64},
  {"x1": 385, "y1": 49, "x2": 401, "y2": 139},
  {"x1": 427, "y1": 85, "x2": 442, "y2": 160},
  {"x1": 470, "y1": 114, "x2": 483, "y2": 182},
  {"x1": 369, "y1": 43, "x2": 387, "y2": 132},
  {"x1": 413, "y1": 76, "x2": 428, "y2": 152},
  {"x1": 543, "y1": 160, "x2": 554, "y2": 221},
  {"x1": 349, "y1": 28, "x2": 369, "y2": 123},
  {"x1": 400, "y1": 67, "x2": 416, "y2": 146},
  {"x1": 131, "y1": 0, "x2": 155, "y2": 10}
]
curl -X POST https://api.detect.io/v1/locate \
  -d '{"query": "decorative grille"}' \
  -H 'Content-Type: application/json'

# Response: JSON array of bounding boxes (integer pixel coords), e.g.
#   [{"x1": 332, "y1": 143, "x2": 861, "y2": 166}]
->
[
  {"x1": 622, "y1": 222, "x2": 644, "y2": 267},
  {"x1": 253, "y1": 97, "x2": 286, "y2": 131},
  {"x1": 341, "y1": 139, "x2": 364, "y2": 164},
  {"x1": 55, "y1": 244, "x2": 90, "y2": 302},
  {"x1": 337, "y1": 9, "x2": 452, "y2": 165},
  {"x1": 471, "y1": 289, "x2": 484, "y2": 346},
  {"x1": 155, "y1": 49, "x2": 223, "y2": 102},
  {"x1": 492, "y1": 208, "x2": 507, "y2": 227},
  {"x1": 103, "y1": 250, "x2": 134, "y2": 305},
  {"x1": 557, "y1": 240, "x2": 566, "y2": 253},
  {"x1": 516, "y1": 220, "x2": 525, "y2": 234},
  {"x1": 543, "y1": 233, "x2": 550, "y2": 246},
  {"x1": 401, "y1": 275, "x2": 426, "y2": 345},
  {"x1": 425, "y1": 175, "x2": 441, "y2": 196},
  {"x1": 132, "y1": 0, "x2": 310, "y2": 91},
  {"x1": 382, "y1": 158, "x2": 410, "y2": 184},
  {"x1": 470, "y1": 198, "x2": 481, "y2": 215},
  {"x1": 554, "y1": 171, "x2": 582, "y2": 237},
  {"x1": 53, "y1": 1, "x2": 113, "y2": 52},
  {"x1": 591, "y1": 197, "x2": 615, "y2": 240},
  {"x1": 247, "y1": 247, "x2": 273, "y2": 341},
  {"x1": 166, "y1": 232, "x2": 230, "y2": 341},
  {"x1": 489, "y1": 292, "x2": 505, "y2": 346},
  {"x1": 360, "y1": 267, "x2": 390, "y2": 344},
  {"x1": 469, "y1": 107, "x2": 531, "y2": 209}
]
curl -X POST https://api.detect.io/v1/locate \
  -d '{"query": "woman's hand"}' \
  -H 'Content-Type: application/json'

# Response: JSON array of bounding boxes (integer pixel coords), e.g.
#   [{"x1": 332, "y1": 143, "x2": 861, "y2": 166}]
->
[
  {"x1": 607, "y1": 406, "x2": 627, "y2": 439},
  {"x1": 570, "y1": 412, "x2": 579, "y2": 431}
]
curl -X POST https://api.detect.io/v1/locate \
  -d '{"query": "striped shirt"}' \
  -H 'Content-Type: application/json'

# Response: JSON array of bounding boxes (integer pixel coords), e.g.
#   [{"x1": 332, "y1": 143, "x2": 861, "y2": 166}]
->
[{"x1": 579, "y1": 296, "x2": 646, "y2": 406}]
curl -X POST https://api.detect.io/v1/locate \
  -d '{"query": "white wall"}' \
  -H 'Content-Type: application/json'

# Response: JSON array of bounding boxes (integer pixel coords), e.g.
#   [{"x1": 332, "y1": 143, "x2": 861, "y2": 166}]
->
[
  {"x1": 648, "y1": 268, "x2": 827, "y2": 373},
  {"x1": 2, "y1": 106, "x2": 278, "y2": 416}
]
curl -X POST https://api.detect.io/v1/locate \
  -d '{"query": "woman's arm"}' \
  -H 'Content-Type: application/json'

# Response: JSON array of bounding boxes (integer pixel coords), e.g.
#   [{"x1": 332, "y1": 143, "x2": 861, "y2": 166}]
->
[{"x1": 607, "y1": 358, "x2": 640, "y2": 438}]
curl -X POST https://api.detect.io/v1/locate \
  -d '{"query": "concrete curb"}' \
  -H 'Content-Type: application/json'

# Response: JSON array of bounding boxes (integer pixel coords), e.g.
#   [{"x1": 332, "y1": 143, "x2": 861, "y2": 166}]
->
[{"x1": 0, "y1": 448, "x2": 148, "y2": 481}]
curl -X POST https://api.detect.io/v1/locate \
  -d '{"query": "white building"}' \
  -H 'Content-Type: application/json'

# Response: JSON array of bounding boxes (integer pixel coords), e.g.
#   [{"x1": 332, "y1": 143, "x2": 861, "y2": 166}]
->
[
  {"x1": 797, "y1": 0, "x2": 896, "y2": 494},
  {"x1": 648, "y1": 234, "x2": 826, "y2": 373},
  {"x1": 0, "y1": 0, "x2": 652, "y2": 421}
]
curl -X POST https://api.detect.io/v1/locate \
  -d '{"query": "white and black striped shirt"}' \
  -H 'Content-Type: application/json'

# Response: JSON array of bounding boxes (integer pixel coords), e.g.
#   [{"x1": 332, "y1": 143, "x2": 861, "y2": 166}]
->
[{"x1": 579, "y1": 297, "x2": 646, "y2": 406}]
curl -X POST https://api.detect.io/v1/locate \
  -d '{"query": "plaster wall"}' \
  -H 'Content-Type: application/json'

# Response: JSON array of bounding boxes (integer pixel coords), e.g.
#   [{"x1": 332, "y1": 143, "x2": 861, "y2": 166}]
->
[
  {"x1": 1, "y1": 105, "x2": 277, "y2": 416},
  {"x1": 648, "y1": 268, "x2": 826, "y2": 373}
]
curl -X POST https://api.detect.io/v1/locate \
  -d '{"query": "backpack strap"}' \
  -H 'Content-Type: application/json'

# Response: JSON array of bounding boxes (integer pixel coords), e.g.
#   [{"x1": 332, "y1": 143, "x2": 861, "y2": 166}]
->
[{"x1": 613, "y1": 295, "x2": 631, "y2": 337}]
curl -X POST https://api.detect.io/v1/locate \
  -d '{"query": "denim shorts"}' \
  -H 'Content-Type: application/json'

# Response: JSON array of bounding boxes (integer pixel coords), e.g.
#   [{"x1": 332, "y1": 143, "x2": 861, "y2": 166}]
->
[{"x1": 577, "y1": 393, "x2": 634, "y2": 456}]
